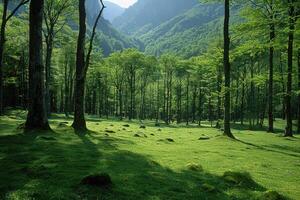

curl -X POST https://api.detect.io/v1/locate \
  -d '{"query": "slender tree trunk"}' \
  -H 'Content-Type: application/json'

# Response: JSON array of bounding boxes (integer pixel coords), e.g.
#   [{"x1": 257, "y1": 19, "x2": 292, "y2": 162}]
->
[
  {"x1": 279, "y1": 52, "x2": 286, "y2": 120},
  {"x1": 285, "y1": 0, "x2": 295, "y2": 137},
  {"x1": 25, "y1": 0, "x2": 50, "y2": 131},
  {"x1": 297, "y1": 48, "x2": 300, "y2": 133},
  {"x1": 223, "y1": 0, "x2": 234, "y2": 138},
  {"x1": 72, "y1": 0, "x2": 87, "y2": 131},
  {"x1": 268, "y1": 22, "x2": 275, "y2": 133},
  {"x1": 45, "y1": 30, "x2": 54, "y2": 116},
  {"x1": 186, "y1": 74, "x2": 190, "y2": 126},
  {"x1": 0, "y1": 0, "x2": 8, "y2": 115}
]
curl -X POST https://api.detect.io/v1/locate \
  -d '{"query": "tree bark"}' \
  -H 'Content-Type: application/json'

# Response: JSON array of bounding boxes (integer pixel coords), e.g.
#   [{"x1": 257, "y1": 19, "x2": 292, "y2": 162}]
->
[
  {"x1": 72, "y1": 0, "x2": 87, "y2": 131},
  {"x1": 0, "y1": 0, "x2": 8, "y2": 115},
  {"x1": 297, "y1": 48, "x2": 300, "y2": 133},
  {"x1": 268, "y1": 22, "x2": 275, "y2": 133},
  {"x1": 285, "y1": 0, "x2": 295, "y2": 137},
  {"x1": 223, "y1": 0, "x2": 234, "y2": 138},
  {"x1": 25, "y1": 0, "x2": 50, "y2": 131}
]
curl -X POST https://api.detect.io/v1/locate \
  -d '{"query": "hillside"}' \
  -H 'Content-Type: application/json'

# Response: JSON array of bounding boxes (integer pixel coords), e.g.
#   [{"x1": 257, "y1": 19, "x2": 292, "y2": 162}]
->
[
  {"x1": 140, "y1": 3, "x2": 225, "y2": 58},
  {"x1": 86, "y1": 0, "x2": 141, "y2": 56},
  {"x1": 112, "y1": 0, "x2": 198, "y2": 36}
]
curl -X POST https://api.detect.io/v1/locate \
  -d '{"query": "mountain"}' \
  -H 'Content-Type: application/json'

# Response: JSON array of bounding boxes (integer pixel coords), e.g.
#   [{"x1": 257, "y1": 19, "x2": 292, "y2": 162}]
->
[
  {"x1": 85, "y1": 0, "x2": 142, "y2": 56},
  {"x1": 103, "y1": 1, "x2": 125, "y2": 22},
  {"x1": 112, "y1": 0, "x2": 199, "y2": 36},
  {"x1": 140, "y1": 3, "x2": 225, "y2": 58}
]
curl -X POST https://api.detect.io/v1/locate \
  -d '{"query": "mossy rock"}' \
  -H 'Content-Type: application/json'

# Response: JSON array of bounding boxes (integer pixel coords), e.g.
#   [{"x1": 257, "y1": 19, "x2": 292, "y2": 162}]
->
[
  {"x1": 201, "y1": 183, "x2": 216, "y2": 192},
  {"x1": 150, "y1": 133, "x2": 155, "y2": 136},
  {"x1": 140, "y1": 125, "x2": 146, "y2": 129},
  {"x1": 260, "y1": 191, "x2": 285, "y2": 200},
  {"x1": 198, "y1": 136, "x2": 210, "y2": 140},
  {"x1": 134, "y1": 134, "x2": 141, "y2": 137},
  {"x1": 157, "y1": 129, "x2": 162, "y2": 132},
  {"x1": 123, "y1": 124, "x2": 130, "y2": 127},
  {"x1": 80, "y1": 173, "x2": 112, "y2": 188},
  {"x1": 155, "y1": 123, "x2": 160, "y2": 127},
  {"x1": 186, "y1": 163, "x2": 203, "y2": 172},
  {"x1": 105, "y1": 130, "x2": 115, "y2": 134},
  {"x1": 223, "y1": 171, "x2": 257, "y2": 188},
  {"x1": 166, "y1": 138, "x2": 174, "y2": 142},
  {"x1": 57, "y1": 122, "x2": 68, "y2": 128},
  {"x1": 36, "y1": 135, "x2": 56, "y2": 141}
]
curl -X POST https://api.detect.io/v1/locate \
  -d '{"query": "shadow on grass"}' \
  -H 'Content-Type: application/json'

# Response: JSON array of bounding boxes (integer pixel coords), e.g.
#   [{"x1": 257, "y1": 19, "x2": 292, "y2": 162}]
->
[{"x1": 0, "y1": 121, "x2": 285, "y2": 200}]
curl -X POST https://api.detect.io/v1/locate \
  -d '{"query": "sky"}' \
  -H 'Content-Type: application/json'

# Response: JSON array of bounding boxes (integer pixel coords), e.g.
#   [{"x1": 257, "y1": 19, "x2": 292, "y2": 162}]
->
[{"x1": 106, "y1": 0, "x2": 137, "y2": 8}]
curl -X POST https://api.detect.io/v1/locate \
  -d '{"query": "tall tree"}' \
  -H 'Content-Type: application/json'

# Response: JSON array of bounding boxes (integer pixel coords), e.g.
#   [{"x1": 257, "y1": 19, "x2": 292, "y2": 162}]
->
[
  {"x1": 223, "y1": 0, "x2": 234, "y2": 138},
  {"x1": 25, "y1": 0, "x2": 50, "y2": 131},
  {"x1": 0, "y1": 0, "x2": 29, "y2": 115},
  {"x1": 285, "y1": 0, "x2": 296, "y2": 137},
  {"x1": 43, "y1": 0, "x2": 73, "y2": 115},
  {"x1": 72, "y1": 0, "x2": 104, "y2": 130}
]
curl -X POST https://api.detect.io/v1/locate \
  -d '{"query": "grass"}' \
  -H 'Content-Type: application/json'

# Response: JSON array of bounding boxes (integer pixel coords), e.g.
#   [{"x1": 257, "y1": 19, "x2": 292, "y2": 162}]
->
[{"x1": 0, "y1": 111, "x2": 299, "y2": 200}]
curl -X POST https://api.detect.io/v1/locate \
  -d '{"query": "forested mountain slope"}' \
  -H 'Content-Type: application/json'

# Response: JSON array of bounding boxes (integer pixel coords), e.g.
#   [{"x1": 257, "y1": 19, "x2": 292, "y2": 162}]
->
[
  {"x1": 86, "y1": 0, "x2": 142, "y2": 56},
  {"x1": 112, "y1": 0, "x2": 199, "y2": 35},
  {"x1": 140, "y1": 3, "x2": 225, "y2": 58}
]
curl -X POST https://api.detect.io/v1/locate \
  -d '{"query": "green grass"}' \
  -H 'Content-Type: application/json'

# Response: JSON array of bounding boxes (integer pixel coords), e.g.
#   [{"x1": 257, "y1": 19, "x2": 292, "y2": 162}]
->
[{"x1": 0, "y1": 112, "x2": 299, "y2": 200}]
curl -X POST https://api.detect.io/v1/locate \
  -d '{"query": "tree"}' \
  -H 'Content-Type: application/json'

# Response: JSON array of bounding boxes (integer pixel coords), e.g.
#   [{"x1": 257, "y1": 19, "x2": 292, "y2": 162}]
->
[
  {"x1": 25, "y1": 0, "x2": 50, "y2": 131},
  {"x1": 223, "y1": 0, "x2": 234, "y2": 138},
  {"x1": 43, "y1": 0, "x2": 73, "y2": 115},
  {"x1": 285, "y1": 0, "x2": 297, "y2": 137},
  {"x1": 72, "y1": 0, "x2": 105, "y2": 131},
  {"x1": 0, "y1": 0, "x2": 29, "y2": 115}
]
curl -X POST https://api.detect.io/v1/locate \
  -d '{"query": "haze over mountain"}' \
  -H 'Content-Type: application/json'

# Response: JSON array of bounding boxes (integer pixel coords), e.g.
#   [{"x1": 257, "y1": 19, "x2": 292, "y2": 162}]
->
[
  {"x1": 112, "y1": 0, "x2": 199, "y2": 35},
  {"x1": 103, "y1": 1, "x2": 125, "y2": 22},
  {"x1": 112, "y1": 0, "x2": 229, "y2": 57},
  {"x1": 85, "y1": 0, "x2": 141, "y2": 56}
]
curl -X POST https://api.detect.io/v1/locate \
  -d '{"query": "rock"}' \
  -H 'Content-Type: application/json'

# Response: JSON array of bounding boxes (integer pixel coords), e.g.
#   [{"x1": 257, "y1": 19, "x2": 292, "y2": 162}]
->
[
  {"x1": 155, "y1": 123, "x2": 160, "y2": 127},
  {"x1": 157, "y1": 129, "x2": 162, "y2": 132},
  {"x1": 95, "y1": 123, "x2": 100, "y2": 125},
  {"x1": 110, "y1": 124, "x2": 114, "y2": 127},
  {"x1": 150, "y1": 133, "x2": 155, "y2": 136},
  {"x1": 123, "y1": 124, "x2": 130, "y2": 127},
  {"x1": 58, "y1": 122, "x2": 68, "y2": 128},
  {"x1": 201, "y1": 183, "x2": 216, "y2": 192},
  {"x1": 260, "y1": 191, "x2": 285, "y2": 200},
  {"x1": 186, "y1": 163, "x2": 203, "y2": 172},
  {"x1": 80, "y1": 173, "x2": 112, "y2": 188},
  {"x1": 105, "y1": 130, "x2": 115, "y2": 134},
  {"x1": 36, "y1": 135, "x2": 56, "y2": 141},
  {"x1": 104, "y1": 133, "x2": 109, "y2": 137},
  {"x1": 134, "y1": 134, "x2": 141, "y2": 137},
  {"x1": 140, "y1": 125, "x2": 146, "y2": 129},
  {"x1": 143, "y1": 134, "x2": 148, "y2": 138},
  {"x1": 198, "y1": 137, "x2": 210, "y2": 140},
  {"x1": 166, "y1": 138, "x2": 174, "y2": 142},
  {"x1": 122, "y1": 128, "x2": 126, "y2": 131}
]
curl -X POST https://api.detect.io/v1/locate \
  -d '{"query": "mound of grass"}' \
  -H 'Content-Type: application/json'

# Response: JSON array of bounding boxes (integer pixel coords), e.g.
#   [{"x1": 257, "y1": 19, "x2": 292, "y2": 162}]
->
[
  {"x1": 186, "y1": 163, "x2": 203, "y2": 172},
  {"x1": 223, "y1": 171, "x2": 259, "y2": 189},
  {"x1": 80, "y1": 173, "x2": 112, "y2": 188},
  {"x1": 260, "y1": 191, "x2": 285, "y2": 200}
]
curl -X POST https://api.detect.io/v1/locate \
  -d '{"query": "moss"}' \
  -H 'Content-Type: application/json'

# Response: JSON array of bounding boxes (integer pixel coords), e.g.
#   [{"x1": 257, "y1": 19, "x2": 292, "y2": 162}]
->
[
  {"x1": 186, "y1": 163, "x2": 203, "y2": 172},
  {"x1": 260, "y1": 191, "x2": 285, "y2": 200}
]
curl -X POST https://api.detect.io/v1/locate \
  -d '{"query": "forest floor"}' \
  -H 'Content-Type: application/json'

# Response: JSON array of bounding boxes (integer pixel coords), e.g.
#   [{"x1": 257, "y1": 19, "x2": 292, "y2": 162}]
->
[{"x1": 0, "y1": 110, "x2": 299, "y2": 200}]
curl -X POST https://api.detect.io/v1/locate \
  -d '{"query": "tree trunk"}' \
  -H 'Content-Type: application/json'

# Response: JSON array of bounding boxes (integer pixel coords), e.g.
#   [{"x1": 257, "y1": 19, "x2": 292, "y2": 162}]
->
[
  {"x1": 268, "y1": 22, "x2": 275, "y2": 133},
  {"x1": 72, "y1": 0, "x2": 87, "y2": 131},
  {"x1": 297, "y1": 48, "x2": 300, "y2": 133},
  {"x1": 25, "y1": 0, "x2": 50, "y2": 131},
  {"x1": 0, "y1": 0, "x2": 8, "y2": 115},
  {"x1": 223, "y1": 0, "x2": 234, "y2": 138},
  {"x1": 285, "y1": 0, "x2": 295, "y2": 137},
  {"x1": 45, "y1": 30, "x2": 54, "y2": 116},
  {"x1": 186, "y1": 74, "x2": 190, "y2": 126}
]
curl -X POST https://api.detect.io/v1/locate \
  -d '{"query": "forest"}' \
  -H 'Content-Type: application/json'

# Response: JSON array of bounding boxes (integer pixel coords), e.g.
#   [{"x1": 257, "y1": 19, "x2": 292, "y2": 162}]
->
[{"x1": 0, "y1": 0, "x2": 299, "y2": 199}]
